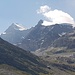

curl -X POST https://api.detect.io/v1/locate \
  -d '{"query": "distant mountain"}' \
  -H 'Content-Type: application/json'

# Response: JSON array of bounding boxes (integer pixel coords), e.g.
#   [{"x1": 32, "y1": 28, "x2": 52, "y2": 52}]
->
[
  {"x1": 19, "y1": 20, "x2": 74, "y2": 51},
  {"x1": 0, "y1": 20, "x2": 74, "y2": 52},
  {"x1": 49, "y1": 31, "x2": 75, "y2": 51},
  {"x1": 36, "y1": 31, "x2": 75, "y2": 60},
  {"x1": 0, "y1": 37, "x2": 49, "y2": 75},
  {"x1": 0, "y1": 23, "x2": 32, "y2": 44}
]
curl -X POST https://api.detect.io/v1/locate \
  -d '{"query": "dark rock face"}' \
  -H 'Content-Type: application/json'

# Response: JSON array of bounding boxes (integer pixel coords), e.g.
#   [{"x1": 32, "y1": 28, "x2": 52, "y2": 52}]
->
[
  {"x1": 51, "y1": 32, "x2": 75, "y2": 49},
  {"x1": 19, "y1": 22, "x2": 74, "y2": 51}
]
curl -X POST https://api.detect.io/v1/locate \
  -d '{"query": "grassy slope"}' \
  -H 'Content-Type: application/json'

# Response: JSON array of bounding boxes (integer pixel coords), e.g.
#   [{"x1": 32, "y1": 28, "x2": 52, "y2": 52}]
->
[
  {"x1": 0, "y1": 64, "x2": 29, "y2": 75},
  {"x1": 0, "y1": 38, "x2": 48, "y2": 75},
  {"x1": 0, "y1": 37, "x2": 75, "y2": 75}
]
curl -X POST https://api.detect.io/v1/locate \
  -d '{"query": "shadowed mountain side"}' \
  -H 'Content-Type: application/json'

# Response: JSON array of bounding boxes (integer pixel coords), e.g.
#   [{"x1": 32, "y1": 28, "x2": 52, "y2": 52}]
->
[
  {"x1": 19, "y1": 20, "x2": 74, "y2": 51},
  {"x1": 0, "y1": 38, "x2": 48, "y2": 75}
]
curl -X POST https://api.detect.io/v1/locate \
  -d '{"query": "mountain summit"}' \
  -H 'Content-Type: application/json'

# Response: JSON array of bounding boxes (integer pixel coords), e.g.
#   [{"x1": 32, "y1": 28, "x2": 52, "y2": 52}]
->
[
  {"x1": 0, "y1": 23, "x2": 32, "y2": 44},
  {"x1": 6, "y1": 23, "x2": 26, "y2": 32}
]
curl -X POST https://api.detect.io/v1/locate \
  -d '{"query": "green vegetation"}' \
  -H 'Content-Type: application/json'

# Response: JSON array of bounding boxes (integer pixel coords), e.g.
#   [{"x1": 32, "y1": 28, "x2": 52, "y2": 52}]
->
[{"x1": 0, "y1": 64, "x2": 29, "y2": 75}]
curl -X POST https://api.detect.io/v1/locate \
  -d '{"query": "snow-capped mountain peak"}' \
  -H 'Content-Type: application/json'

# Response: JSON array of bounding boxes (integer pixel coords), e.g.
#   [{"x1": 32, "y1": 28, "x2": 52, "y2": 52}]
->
[
  {"x1": 0, "y1": 23, "x2": 32, "y2": 44},
  {"x1": 11, "y1": 23, "x2": 26, "y2": 31}
]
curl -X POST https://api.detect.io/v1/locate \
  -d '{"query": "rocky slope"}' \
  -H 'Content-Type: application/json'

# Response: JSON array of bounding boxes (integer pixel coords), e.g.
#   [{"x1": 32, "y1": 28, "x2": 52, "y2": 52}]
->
[
  {"x1": 1, "y1": 20, "x2": 74, "y2": 52},
  {"x1": 0, "y1": 23, "x2": 32, "y2": 44},
  {"x1": 19, "y1": 20, "x2": 74, "y2": 51}
]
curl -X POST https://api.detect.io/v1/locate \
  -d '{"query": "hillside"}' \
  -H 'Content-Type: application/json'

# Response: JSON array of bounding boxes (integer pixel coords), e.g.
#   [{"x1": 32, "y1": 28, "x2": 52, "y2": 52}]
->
[
  {"x1": 1, "y1": 38, "x2": 75, "y2": 75},
  {"x1": 0, "y1": 64, "x2": 30, "y2": 75},
  {"x1": 36, "y1": 31, "x2": 75, "y2": 68},
  {"x1": 0, "y1": 38, "x2": 48, "y2": 75},
  {"x1": 45, "y1": 31, "x2": 75, "y2": 55}
]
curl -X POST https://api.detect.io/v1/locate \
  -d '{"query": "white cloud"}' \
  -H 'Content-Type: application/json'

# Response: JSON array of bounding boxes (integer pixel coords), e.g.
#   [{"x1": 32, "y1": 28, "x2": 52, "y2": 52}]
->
[
  {"x1": 37, "y1": 5, "x2": 50, "y2": 14},
  {"x1": 37, "y1": 5, "x2": 75, "y2": 26}
]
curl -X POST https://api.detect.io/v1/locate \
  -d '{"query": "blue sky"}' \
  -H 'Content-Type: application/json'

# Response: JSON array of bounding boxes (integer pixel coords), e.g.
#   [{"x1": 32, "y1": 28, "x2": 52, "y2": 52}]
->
[{"x1": 0, "y1": 0, "x2": 75, "y2": 33}]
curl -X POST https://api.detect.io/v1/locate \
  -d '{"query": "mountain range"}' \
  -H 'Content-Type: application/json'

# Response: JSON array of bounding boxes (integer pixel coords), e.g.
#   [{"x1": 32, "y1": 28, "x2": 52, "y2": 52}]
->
[
  {"x1": 1, "y1": 20, "x2": 75, "y2": 75},
  {"x1": 19, "y1": 20, "x2": 74, "y2": 51},
  {"x1": 0, "y1": 20, "x2": 74, "y2": 52}
]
